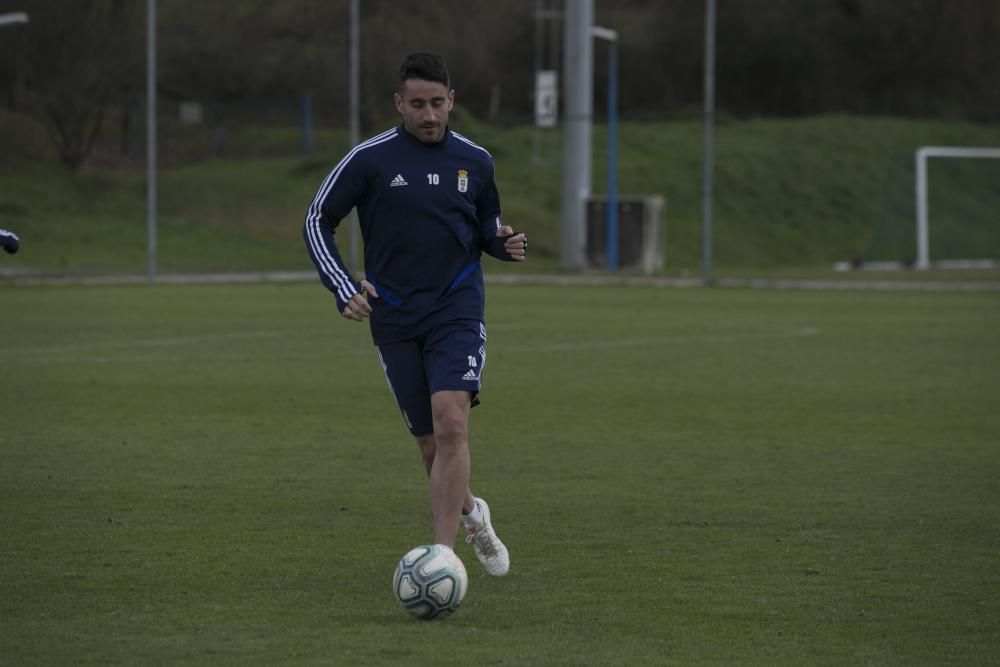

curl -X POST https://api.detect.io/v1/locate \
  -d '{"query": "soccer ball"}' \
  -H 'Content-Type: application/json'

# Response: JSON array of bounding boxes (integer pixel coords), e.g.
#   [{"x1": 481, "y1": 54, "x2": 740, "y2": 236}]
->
[{"x1": 392, "y1": 544, "x2": 468, "y2": 620}]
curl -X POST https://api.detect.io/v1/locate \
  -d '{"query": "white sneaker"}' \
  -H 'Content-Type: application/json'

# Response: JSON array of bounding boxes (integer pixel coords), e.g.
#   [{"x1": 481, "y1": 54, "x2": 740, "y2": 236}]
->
[{"x1": 464, "y1": 498, "x2": 510, "y2": 576}]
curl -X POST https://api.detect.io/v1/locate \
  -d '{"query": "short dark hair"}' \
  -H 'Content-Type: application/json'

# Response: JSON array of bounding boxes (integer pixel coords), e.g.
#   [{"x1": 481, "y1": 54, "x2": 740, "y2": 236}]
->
[{"x1": 398, "y1": 52, "x2": 451, "y2": 89}]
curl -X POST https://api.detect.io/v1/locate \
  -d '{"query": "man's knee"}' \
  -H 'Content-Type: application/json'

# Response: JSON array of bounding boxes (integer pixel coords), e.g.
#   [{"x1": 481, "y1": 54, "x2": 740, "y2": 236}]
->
[
  {"x1": 434, "y1": 411, "x2": 467, "y2": 447},
  {"x1": 431, "y1": 392, "x2": 470, "y2": 448}
]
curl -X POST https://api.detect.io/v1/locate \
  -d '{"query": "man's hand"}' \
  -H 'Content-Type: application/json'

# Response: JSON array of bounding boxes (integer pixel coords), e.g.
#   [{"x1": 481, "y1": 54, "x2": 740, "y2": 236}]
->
[
  {"x1": 0, "y1": 230, "x2": 19, "y2": 255},
  {"x1": 342, "y1": 279, "x2": 379, "y2": 321},
  {"x1": 497, "y1": 225, "x2": 527, "y2": 261}
]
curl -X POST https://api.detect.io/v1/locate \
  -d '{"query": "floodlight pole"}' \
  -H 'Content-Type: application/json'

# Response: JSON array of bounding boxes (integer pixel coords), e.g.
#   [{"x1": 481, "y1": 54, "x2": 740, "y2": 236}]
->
[
  {"x1": 146, "y1": 0, "x2": 157, "y2": 281},
  {"x1": 701, "y1": 0, "x2": 717, "y2": 285},
  {"x1": 592, "y1": 27, "x2": 618, "y2": 271}
]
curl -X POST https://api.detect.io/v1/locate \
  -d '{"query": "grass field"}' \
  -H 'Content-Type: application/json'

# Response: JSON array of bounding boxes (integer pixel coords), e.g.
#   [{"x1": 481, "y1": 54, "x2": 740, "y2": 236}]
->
[{"x1": 2, "y1": 281, "x2": 999, "y2": 665}]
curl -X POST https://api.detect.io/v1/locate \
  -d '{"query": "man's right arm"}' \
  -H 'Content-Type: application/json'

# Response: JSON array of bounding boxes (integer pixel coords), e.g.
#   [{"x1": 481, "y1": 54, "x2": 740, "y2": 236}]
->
[{"x1": 303, "y1": 156, "x2": 366, "y2": 313}]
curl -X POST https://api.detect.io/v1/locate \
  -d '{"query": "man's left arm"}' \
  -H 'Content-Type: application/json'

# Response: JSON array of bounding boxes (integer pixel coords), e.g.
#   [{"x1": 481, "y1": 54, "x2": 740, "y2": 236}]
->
[
  {"x1": 0, "y1": 228, "x2": 20, "y2": 254},
  {"x1": 476, "y1": 172, "x2": 526, "y2": 263},
  {"x1": 481, "y1": 218, "x2": 527, "y2": 262}
]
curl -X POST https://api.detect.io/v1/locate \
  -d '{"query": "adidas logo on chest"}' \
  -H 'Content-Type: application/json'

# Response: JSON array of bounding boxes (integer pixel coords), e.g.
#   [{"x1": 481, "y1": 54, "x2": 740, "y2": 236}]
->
[{"x1": 390, "y1": 174, "x2": 408, "y2": 187}]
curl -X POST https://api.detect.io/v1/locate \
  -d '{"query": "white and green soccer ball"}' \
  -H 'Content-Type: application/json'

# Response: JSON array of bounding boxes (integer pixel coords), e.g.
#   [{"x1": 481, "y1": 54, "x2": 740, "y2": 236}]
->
[{"x1": 392, "y1": 544, "x2": 468, "y2": 620}]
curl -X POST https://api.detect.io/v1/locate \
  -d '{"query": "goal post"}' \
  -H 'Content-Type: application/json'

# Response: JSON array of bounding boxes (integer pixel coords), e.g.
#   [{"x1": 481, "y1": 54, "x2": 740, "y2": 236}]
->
[{"x1": 915, "y1": 146, "x2": 1000, "y2": 270}]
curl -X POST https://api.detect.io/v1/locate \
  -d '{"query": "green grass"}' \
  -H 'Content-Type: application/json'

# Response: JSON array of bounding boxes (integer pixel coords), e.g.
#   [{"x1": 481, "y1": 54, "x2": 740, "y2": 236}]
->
[
  {"x1": 2, "y1": 115, "x2": 1000, "y2": 277},
  {"x1": 2, "y1": 281, "x2": 999, "y2": 665}
]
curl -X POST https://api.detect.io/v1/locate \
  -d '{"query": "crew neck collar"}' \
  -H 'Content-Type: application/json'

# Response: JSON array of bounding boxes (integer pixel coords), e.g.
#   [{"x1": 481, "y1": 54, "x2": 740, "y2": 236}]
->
[{"x1": 398, "y1": 123, "x2": 451, "y2": 148}]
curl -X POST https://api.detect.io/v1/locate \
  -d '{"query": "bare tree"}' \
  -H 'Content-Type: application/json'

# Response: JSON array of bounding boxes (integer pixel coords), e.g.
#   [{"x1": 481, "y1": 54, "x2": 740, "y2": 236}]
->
[{"x1": 18, "y1": 0, "x2": 140, "y2": 168}]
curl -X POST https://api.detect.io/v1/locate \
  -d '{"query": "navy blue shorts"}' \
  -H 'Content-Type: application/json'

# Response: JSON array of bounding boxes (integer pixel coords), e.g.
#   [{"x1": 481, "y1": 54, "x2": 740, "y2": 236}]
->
[{"x1": 376, "y1": 320, "x2": 487, "y2": 437}]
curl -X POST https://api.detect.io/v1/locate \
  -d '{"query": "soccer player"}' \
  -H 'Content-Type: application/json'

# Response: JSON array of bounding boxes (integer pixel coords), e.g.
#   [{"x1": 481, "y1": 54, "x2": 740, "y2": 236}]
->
[
  {"x1": 1, "y1": 228, "x2": 19, "y2": 254},
  {"x1": 304, "y1": 52, "x2": 526, "y2": 576}
]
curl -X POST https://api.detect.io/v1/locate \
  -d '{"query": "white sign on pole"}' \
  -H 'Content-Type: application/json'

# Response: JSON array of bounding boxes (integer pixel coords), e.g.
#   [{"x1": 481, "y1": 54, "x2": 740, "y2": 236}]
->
[
  {"x1": 535, "y1": 70, "x2": 558, "y2": 128},
  {"x1": 0, "y1": 12, "x2": 28, "y2": 26}
]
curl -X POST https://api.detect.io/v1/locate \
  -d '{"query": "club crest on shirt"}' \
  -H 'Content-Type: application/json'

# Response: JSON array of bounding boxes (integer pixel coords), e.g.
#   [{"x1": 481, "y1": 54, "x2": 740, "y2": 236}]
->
[{"x1": 457, "y1": 169, "x2": 469, "y2": 193}]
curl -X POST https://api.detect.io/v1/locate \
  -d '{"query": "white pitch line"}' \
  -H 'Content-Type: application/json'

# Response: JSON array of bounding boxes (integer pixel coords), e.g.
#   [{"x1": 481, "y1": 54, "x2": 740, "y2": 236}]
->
[
  {"x1": 503, "y1": 326, "x2": 820, "y2": 352},
  {"x1": 1, "y1": 326, "x2": 821, "y2": 366},
  {"x1": 0, "y1": 330, "x2": 322, "y2": 359}
]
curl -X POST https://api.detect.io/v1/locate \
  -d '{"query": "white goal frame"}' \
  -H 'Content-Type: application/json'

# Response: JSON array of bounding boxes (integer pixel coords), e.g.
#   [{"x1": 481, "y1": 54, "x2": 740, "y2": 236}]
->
[{"x1": 915, "y1": 146, "x2": 1000, "y2": 270}]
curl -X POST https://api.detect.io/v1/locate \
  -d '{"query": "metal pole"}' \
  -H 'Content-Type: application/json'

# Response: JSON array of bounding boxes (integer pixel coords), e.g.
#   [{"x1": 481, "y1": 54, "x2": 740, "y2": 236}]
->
[
  {"x1": 533, "y1": 0, "x2": 542, "y2": 162},
  {"x1": 560, "y1": 0, "x2": 593, "y2": 272},
  {"x1": 349, "y1": 0, "x2": 361, "y2": 272},
  {"x1": 592, "y1": 27, "x2": 619, "y2": 271},
  {"x1": 701, "y1": 0, "x2": 716, "y2": 285},
  {"x1": 146, "y1": 0, "x2": 157, "y2": 281},
  {"x1": 607, "y1": 39, "x2": 618, "y2": 271}
]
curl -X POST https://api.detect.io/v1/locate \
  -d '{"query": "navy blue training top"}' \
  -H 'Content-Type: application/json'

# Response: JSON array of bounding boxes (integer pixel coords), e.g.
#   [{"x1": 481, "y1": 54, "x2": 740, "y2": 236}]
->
[{"x1": 304, "y1": 124, "x2": 516, "y2": 344}]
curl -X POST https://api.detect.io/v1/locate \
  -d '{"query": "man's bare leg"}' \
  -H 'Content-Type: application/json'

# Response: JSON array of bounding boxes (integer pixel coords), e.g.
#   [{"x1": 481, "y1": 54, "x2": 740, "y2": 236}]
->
[
  {"x1": 414, "y1": 392, "x2": 510, "y2": 575},
  {"x1": 416, "y1": 432, "x2": 475, "y2": 516},
  {"x1": 422, "y1": 390, "x2": 472, "y2": 547}
]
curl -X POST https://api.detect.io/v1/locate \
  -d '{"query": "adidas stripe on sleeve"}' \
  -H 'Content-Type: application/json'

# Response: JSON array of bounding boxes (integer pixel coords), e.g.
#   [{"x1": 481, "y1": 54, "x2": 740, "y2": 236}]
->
[{"x1": 303, "y1": 129, "x2": 396, "y2": 310}]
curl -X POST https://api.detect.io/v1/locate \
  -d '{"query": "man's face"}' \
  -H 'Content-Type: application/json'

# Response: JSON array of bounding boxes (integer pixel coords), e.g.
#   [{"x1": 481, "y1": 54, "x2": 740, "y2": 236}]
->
[{"x1": 395, "y1": 78, "x2": 454, "y2": 143}]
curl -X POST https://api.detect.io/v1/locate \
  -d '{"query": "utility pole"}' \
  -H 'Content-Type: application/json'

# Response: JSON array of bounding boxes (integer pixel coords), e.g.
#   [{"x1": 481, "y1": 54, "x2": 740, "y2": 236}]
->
[
  {"x1": 559, "y1": 0, "x2": 593, "y2": 272},
  {"x1": 592, "y1": 26, "x2": 618, "y2": 271},
  {"x1": 701, "y1": 0, "x2": 717, "y2": 285},
  {"x1": 532, "y1": 0, "x2": 561, "y2": 164},
  {"x1": 146, "y1": 0, "x2": 157, "y2": 281}
]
